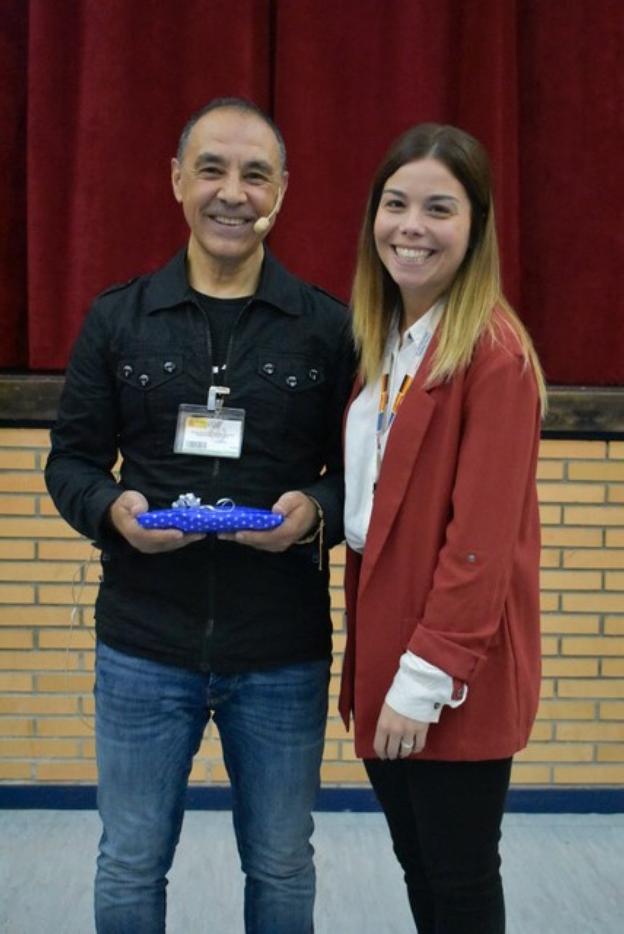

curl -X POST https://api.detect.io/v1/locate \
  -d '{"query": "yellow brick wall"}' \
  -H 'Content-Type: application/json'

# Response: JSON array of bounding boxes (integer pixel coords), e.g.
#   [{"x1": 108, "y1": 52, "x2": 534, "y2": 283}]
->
[{"x1": 1, "y1": 430, "x2": 623, "y2": 786}]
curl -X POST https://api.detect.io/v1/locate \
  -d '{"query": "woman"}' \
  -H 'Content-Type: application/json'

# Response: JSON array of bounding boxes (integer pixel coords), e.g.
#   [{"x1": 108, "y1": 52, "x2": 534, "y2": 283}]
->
[{"x1": 339, "y1": 123, "x2": 546, "y2": 933}]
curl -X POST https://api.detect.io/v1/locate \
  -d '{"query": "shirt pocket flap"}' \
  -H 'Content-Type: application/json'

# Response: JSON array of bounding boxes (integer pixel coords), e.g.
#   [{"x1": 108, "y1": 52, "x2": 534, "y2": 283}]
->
[
  {"x1": 116, "y1": 355, "x2": 185, "y2": 390},
  {"x1": 256, "y1": 351, "x2": 325, "y2": 393}
]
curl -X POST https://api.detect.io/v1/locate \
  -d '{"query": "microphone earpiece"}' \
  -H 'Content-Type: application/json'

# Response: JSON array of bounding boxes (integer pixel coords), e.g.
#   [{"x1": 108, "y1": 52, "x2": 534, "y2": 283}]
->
[
  {"x1": 253, "y1": 187, "x2": 283, "y2": 236},
  {"x1": 253, "y1": 216, "x2": 271, "y2": 235}
]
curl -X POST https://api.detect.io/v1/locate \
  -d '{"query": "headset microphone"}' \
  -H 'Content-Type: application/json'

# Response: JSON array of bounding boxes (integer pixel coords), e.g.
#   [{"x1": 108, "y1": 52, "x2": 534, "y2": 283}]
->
[{"x1": 253, "y1": 187, "x2": 284, "y2": 235}]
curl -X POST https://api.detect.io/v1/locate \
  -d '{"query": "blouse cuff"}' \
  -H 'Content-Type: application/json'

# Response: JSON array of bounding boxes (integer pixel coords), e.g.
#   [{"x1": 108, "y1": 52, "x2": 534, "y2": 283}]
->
[{"x1": 385, "y1": 651, "x2": 468, "y2": 723}]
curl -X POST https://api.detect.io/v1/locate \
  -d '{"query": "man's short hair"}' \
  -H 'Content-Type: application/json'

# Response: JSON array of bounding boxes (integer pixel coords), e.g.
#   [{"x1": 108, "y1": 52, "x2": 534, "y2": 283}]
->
[{"x1": 176, "y1": 97, "x2": 287, "y2": 171}]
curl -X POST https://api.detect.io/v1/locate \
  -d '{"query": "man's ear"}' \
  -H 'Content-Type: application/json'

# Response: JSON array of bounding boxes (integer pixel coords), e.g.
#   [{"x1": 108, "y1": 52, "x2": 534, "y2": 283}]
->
[{"x1": 171, "y1": 158, "x2": 183, "y2": 203}]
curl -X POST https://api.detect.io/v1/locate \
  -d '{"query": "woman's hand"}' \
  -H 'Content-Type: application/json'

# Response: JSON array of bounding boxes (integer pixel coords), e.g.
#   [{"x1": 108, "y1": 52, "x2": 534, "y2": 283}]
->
[{"x1": 373, "y1": 702, "x2": 430, "y2": 760}]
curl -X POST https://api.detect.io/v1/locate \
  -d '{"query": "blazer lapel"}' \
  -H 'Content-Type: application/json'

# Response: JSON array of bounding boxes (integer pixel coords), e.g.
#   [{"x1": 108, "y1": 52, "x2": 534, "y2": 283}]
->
[{"x1": 357, "y1": 334, "x2": 439, "y2": 595}]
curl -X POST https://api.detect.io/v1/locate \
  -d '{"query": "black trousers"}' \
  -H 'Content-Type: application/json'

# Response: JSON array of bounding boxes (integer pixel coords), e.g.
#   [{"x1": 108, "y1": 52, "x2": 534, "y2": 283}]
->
[{"x1": 365, "y1": 756, "x2": 512, "y2": 934}]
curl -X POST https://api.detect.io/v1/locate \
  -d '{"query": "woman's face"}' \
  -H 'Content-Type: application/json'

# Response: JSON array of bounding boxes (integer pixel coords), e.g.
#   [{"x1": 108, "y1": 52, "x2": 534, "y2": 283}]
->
[{"x1": 373, "y1": 157, "x2": 472, "y2": 319}]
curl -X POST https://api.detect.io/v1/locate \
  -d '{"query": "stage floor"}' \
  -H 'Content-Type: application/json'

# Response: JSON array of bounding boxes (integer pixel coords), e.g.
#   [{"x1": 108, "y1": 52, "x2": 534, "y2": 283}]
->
[{"x1": 1, "y1": 810, "x2": 622, "y2": 933}]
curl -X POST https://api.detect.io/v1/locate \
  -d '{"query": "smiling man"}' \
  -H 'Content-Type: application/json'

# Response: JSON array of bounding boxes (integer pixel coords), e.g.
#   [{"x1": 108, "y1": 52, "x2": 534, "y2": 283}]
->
[
  {"x1": 46, "y1": 98, "x2": 354, "y2": 934},
  {"x1": 172, "y1": 105, "x2": 287, "y2": 289}
]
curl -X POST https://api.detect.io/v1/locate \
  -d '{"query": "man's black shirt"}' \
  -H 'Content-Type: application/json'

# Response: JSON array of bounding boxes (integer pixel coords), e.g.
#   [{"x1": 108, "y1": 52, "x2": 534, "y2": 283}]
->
[{"x1": 46, "y1": 249, "x2": 355, "y2": 672}]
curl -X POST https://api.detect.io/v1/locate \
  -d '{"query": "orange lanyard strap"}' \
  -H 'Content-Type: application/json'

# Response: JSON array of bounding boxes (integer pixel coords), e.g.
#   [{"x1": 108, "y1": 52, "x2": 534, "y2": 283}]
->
[
  {"x1": 377, "y1": 371, "x2": 413, "y2": 434},
  {"x1": 375, "y1": 365, "x2": 414, "y2": 488},
  {"x1": 376, "y1": 372, "x2": 390, "y2": 432},
  {"x1": 389, "y1": 374, "x2": 414, "y2": 427}
]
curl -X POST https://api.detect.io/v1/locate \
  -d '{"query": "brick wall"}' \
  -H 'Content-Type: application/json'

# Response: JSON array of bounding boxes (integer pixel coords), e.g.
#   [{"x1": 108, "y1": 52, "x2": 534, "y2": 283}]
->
[{"x1": 1, "y1": 430, "x2": 623, "y2": 786}]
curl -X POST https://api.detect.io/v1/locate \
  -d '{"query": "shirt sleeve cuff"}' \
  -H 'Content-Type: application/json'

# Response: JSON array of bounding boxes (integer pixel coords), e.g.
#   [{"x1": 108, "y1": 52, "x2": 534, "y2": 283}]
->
[{"x1": 385, "y1": 651, "x2": 468, "y2": 723}]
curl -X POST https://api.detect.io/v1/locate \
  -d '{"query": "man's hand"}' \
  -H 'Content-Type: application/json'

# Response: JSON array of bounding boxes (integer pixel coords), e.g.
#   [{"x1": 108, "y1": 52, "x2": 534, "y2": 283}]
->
[
  {"x1": 108, "y1": 490, "x2": 206, "y2": 554},
  {"x1": 373, "y1": 702, "x2": 430, "y2": 760},
  {"x1": 218, "y1": 490, "x2": 318, "y2": 552}
]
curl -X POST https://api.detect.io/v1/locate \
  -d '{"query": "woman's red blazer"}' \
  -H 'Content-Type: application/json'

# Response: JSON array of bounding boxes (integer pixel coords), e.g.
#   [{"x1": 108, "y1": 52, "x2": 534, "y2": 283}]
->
[{"x1": 339, "y1": 315, "x2": 542, "y2": 761}]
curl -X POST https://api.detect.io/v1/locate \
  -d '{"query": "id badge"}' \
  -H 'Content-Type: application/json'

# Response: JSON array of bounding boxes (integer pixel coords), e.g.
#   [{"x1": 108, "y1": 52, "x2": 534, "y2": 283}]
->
[{"x1": 174, "y1": 404, "x2": 245, "y2": 458}]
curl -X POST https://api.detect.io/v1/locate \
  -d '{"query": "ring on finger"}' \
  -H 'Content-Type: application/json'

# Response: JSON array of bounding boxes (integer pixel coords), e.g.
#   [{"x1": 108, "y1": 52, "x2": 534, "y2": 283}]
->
[{"x1": 400, "y1": 739, "x2": 414, "y2": 750}]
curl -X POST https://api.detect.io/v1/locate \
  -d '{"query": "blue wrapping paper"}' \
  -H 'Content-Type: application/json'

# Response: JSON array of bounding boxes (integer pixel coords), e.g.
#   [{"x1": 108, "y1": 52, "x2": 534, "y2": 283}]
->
[{"x1": 136, "y1": 503, "x2": 284, "y2": 533}]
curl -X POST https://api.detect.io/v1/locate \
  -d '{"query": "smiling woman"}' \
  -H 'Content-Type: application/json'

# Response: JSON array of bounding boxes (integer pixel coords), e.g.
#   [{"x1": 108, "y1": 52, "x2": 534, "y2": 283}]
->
[
  {"x1": 341, "y1": 123, "x2": 546, "y2": 934},
  {"x1": 373, "y1": 158, "x2": 472, "y2": 327}
]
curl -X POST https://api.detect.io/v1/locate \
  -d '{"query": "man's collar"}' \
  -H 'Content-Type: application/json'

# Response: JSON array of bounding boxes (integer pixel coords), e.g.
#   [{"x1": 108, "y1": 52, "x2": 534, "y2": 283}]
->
[{"x1": 144, "y1": 247, "x2": 303, "y2": 316}]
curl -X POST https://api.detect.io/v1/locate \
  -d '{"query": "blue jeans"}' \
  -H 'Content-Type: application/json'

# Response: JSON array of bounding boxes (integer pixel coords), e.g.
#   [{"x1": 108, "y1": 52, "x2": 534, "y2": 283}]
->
[{"x1": 94, "y1": 641, "x2": 329, "y2": 933}]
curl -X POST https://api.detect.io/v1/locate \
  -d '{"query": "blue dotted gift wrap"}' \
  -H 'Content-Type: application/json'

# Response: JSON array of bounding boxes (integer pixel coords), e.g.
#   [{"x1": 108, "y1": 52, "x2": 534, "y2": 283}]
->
[{"x1": 136, "y1": 505, "x2": 284, "y2": 534}]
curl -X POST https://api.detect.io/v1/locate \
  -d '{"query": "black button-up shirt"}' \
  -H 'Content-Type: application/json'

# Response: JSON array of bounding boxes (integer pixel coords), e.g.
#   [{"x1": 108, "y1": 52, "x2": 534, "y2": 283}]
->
[{"x1": 46, "y1": 249, "x2": 355, "y2": 672}]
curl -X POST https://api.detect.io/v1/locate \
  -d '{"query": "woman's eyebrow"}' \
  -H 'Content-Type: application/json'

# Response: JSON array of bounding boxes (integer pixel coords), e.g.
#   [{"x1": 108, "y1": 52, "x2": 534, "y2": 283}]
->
[{"x1": 427, "y1": 194, "x2": 460, "y2": 203}]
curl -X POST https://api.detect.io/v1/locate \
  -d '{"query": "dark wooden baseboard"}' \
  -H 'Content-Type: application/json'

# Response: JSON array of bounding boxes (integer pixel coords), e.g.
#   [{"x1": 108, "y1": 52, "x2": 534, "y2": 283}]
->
[{"x1": 1, "y1": 375, "x2": 622, "y2": 437}]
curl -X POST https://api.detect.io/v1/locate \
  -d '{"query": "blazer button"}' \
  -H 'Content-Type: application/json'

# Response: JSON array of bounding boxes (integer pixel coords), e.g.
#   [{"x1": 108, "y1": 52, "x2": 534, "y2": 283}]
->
[
  {"x1": 163, "y1": 361, "x2": 176, "y2": 373},
  {"x1": 138, "y1": 373, "x2": 150, "y2": 387},
  {"x1": 262, "y1": 362, "x2": 275, "y2": 375},
  {"x1": 122, "y1": 364, "x2": 133, "y2": 378},
  {"x1": 286, "y1": 375, "x2": 298, "y2": 388},
  {"x1": 309, "y1": 367, "x2": 319, "y2": 381}
]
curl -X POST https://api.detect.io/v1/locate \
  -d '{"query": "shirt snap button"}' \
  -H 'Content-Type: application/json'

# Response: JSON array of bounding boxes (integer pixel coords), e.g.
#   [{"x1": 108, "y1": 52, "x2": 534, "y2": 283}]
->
[
  {"x1": 286, "y1": 375, "x2": 298, "y2": 388},
  {"x1": 122, "y1": 365, "x2": 133, "y2": 378},
  {"x1": 138, "y1": 373, "x2": 150, "y2": 387},
  {"x1": 467, "y1": 553, "x2": 477, "y2": 563},
  {"x1": 262, "y1": 363, "x2": 275, "y2": 375},
  {"x1": 163, "y1": 361, "x2": 176, "y2": 373}
]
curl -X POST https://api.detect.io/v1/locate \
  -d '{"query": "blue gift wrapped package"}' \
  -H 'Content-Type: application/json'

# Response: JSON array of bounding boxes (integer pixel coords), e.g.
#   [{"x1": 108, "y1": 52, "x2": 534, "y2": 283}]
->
[{"x1": 136, "y1": 496, "x2": 284, "y2": 534}]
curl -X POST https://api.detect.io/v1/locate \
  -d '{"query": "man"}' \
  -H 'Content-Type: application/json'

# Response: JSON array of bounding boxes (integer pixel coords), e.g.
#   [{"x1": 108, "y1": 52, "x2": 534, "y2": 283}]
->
[{"x1": 46, "y1": 97, "x2": 354, "y2": 933}]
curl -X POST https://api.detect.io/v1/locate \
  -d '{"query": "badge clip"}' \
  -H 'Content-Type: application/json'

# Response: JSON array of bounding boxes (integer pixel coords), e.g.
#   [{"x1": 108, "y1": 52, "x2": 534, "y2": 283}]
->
[{"x1": 207, "y1": 386, "x2": 230, "y2": 412}]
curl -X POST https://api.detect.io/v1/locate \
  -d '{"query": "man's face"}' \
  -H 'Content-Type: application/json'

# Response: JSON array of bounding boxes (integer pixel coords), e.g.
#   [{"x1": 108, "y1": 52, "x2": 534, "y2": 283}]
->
[{"x1": 171, "y1": 108, "x2": 287, "y2": 269}]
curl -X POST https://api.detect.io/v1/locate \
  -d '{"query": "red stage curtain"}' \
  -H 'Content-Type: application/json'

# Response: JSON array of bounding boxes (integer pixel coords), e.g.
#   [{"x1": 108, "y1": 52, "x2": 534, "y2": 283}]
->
[
  {"x1": 0, "y1": 0, "x2": 27, "y2": 367},
  {"x1": 271, "y1": 0, "x2": 521, "y2": 307},
  {"x1": 23, "y1": 0, "x2": 270, "y2": 369},
  {"x1": 1, "y1": 0, "x2": 622, "y2": 384},
  {"x1": 271, "y1": 0, "x2": 623, "y2": 384},
  {"x1": 517, "y1": 0, "x2": 624, "y2": 384}
]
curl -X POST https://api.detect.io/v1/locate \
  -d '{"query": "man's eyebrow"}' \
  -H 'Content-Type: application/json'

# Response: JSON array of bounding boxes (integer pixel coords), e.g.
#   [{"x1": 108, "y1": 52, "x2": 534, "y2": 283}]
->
[
  {"x1": 242, "y1": 158, "x2": 275, "y2": 175},
  {"x1": 193, "y1": 152, "x2": 225, "y2": 169}
]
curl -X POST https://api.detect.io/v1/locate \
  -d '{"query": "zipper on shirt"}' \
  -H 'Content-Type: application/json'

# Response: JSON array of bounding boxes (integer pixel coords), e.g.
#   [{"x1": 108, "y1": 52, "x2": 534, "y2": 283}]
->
[
  {"x1": 197, "y1": 298, "x2": 253, "y2": 666},
  {"x1": 199, "y1": 299, "x2": 253, "y2": 483},
  {"x1": 200, "y1": 536, "x2": 216, "y2": 671}
]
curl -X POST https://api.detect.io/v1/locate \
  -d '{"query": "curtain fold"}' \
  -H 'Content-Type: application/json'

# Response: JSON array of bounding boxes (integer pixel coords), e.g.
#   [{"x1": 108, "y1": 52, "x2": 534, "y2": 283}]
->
[
  {"x1": 1, "y1": 0, "x2": 622, "y2": 383},
  {"x1": 0, "y1": 0, "x2": 28, "y2": 367},
  {"x1": 517, "y1": 0, "x2": 624, "y2": 383},
  {"x1": 451, "y1": 0, "x2": 521, "y2": 306}
]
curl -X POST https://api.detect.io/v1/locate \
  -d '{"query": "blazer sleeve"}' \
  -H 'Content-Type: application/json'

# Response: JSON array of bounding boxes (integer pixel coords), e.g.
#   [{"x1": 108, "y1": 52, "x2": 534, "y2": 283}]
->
[{"x1": 406, "y1": 338, "x2": 541, "y2": 682}]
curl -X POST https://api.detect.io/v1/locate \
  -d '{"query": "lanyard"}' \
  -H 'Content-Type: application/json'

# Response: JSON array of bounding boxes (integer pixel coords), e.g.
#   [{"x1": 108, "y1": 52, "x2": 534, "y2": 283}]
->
[
  {"x1": 374, "y1": 305, "x2": 442, "y2": 486},
  {"x1": 377, "y1": 371, "x2": 414, "y2": 434},
  {"x1": 375, "y1": 359, "x2": 414, "y2": 484}
]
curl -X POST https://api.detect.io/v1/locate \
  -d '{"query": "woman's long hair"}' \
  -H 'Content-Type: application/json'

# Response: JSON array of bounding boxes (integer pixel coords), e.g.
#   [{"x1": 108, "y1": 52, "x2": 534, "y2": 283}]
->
[{"x1": 351, "y1": 123, "x2": 546, "y2": 410}]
